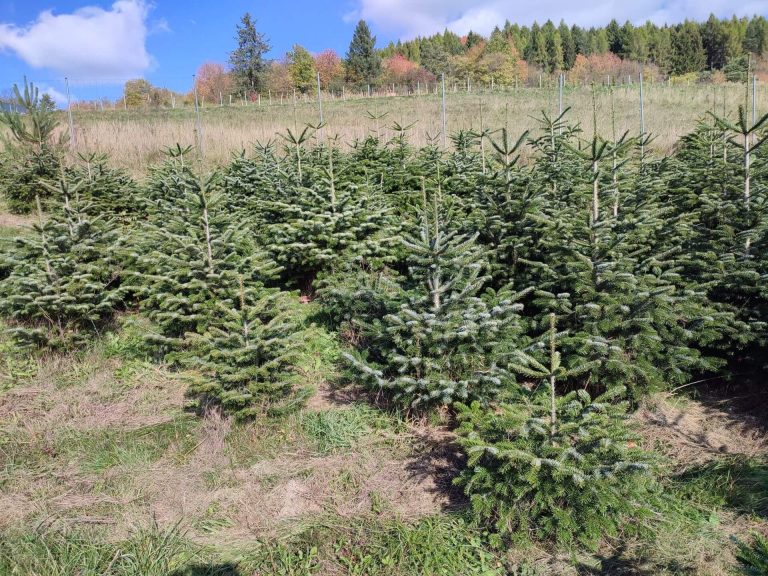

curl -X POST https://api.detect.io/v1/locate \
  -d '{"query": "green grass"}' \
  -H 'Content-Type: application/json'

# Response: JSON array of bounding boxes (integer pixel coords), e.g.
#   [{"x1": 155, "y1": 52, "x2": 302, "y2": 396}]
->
[
  {"x1": 671, "y1": 456, "x2": 768, "y2": 518},
  {"x1": 230, "y1": 514, "x2": 514, "y2": 576},
  {"x1": 0, "y1": 515, "x2": 515, "y2": 576},
  {"x1": 54, "y1": 417, "x2": 200, "y2": 473},
  {"x1": 0, "y1": 522, "x2": 207, "y2": 576},
  {"x1": 0, "y1": 319, "x2": 37, "y2": 391},
  {"x1": 300, "y1": 405, "x2": 403, "y2": 455}
]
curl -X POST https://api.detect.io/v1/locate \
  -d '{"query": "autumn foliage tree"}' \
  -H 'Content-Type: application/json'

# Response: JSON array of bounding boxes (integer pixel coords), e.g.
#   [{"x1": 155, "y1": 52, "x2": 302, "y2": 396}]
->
[
  {"x1": 194, "y1": 62, "x2": 233, "y2": 104},
  {"x1": 381, "y1": 54, "x2": 435, "y2": 88},
  {"x1": 315, "y1": 49, "x2": 344, "y2": 90},
  {"x1": 287, "y1": 44, "x2": 317, "y2": 93}
]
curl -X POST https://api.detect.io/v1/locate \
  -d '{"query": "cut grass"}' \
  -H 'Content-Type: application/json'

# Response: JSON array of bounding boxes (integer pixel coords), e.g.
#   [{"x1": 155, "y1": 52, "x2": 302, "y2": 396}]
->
[{"x1": 1, "y1": 317, "x2": 766, "y2": 575}]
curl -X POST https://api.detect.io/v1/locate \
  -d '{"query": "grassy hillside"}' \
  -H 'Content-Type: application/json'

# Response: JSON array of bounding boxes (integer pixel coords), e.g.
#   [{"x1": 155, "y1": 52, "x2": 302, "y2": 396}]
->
[
  {"x1": 1, "y1": 308, "x2": 766, "y2": 574},
  {"x1": 68, "y1": 83, "x2": 751, "y2": 171}
]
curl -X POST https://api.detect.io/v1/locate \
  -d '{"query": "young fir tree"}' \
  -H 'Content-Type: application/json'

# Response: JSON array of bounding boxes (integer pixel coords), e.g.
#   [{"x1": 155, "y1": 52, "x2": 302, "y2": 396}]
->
[
  {"x1": 454, "y1": 315, "x2": 656, "y2": 550},
  {"x1": 667, "y1": 109, "x2": 768, "y2": 367},
  {"x1": 129, "y1": 171, "x2": 279, "y2": 352},
  {"x1": 66, "y1": 153, "x2": 141, "y2": 222},
  {"x1": 256, "y1": 140, "x2": 397, "y2": 292},
  {"x1": 517, "y1": 118, "x2": 738, "y2": 397},
  {"x1": 344, "y1": 185, "x2": 528, "y2": 408},
  {"x1": 224, "y1": 141, "x2": 287, "y2": 215},
  {"x1": 0, "y1": 78, "x2": 65, "y2": 213},
  {"x1": 141, "y1": 144, "x2": 199, "y2": 213},
  {"x1": 172, "y1": 279, "x2": 305, "y2": 420},
  {"x1": 0, "y1": 179, "x2": 124, "y2": 348}
]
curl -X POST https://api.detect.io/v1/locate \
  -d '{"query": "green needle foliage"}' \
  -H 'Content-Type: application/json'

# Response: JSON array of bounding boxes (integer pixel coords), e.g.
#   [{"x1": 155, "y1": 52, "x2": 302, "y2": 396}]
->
[
  {"x1": 173, "y1": 280, "x2": 305, "y2": 419},
  {"x1": 344, "y1": 187, "x2": 527, "y2": 408},
  {"x1": 0, "y1": 179, "x2": 124, "y2": 348},
  {"x1": 454, "y1": 315, "x2": 656, "y2": 550},
  {"x1": 129, "y1": 171, "x2": 280, "y2": 352},
  {"x1": 66, "y1": 152, "x2": 141, "y2": 222},
  {"x1": 737, "y1": 533, "x2": 768, "y2": 576},
  {"x1": 0, "y1": 78, "x2": 65, "y2": 213},
  {"x1": 255, "y1": 140, "x2": 398, "y2": 291}
]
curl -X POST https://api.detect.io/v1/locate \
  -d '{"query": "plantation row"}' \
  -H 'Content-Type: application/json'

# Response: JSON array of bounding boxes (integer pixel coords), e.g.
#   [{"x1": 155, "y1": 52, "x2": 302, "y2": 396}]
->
[{"x1": 1, "y1": 95, "x2": 767, "y2": 551}]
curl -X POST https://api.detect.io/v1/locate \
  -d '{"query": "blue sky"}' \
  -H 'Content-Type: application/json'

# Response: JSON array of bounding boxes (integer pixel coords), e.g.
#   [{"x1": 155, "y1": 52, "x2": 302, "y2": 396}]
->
[{"x1": 1, "y1": 0, "x2": 767, "y2": 104}]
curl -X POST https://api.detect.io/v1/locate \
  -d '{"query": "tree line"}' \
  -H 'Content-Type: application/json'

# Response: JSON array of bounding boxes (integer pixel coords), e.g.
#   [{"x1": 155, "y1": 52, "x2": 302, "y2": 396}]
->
[{"x1": 109, "y1": 13, "x2": 768, "y2": 111}]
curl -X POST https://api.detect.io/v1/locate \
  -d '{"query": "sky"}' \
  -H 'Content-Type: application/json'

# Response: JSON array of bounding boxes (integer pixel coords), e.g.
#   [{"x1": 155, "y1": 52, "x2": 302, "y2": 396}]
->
[{"x1": 1, "y1": 0, "x2": 767, "y2": 104}]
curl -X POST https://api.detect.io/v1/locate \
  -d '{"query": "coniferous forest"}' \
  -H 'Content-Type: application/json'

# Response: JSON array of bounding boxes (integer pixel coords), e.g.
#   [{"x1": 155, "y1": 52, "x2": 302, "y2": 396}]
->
[{"x1": 1, "y1": 78, "x2": 768, "y2": 573}]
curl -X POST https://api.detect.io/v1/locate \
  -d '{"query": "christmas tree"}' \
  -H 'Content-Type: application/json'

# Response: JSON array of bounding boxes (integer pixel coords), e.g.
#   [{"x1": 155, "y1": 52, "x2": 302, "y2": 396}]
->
[
  {"x1": 173, "y1": 279, "x2": 306, "y2": 419},
  {"x1": 344, "y1": 184, "x2": 528, "y2": 408},
  {"x1": 454, "y1": 315, "x2": 656, "y2": 549},
  {"x1": 0, "y1": 179, "x2": 124, "y2": 348},
  {"x1": 128, "y1": 171, "x2": 279, "y2": 352}
]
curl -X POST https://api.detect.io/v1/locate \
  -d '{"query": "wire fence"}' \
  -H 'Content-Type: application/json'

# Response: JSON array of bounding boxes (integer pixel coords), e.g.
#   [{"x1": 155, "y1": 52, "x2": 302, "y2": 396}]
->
[{"x1": 48, "y1": 73, "x2": 763, "y2": 172}]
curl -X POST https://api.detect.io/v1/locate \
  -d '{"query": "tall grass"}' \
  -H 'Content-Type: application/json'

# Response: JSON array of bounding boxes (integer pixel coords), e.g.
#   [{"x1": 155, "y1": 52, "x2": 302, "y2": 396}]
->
[{"x1": 67, "y1": 83, "x2": 750, "y2": 172}]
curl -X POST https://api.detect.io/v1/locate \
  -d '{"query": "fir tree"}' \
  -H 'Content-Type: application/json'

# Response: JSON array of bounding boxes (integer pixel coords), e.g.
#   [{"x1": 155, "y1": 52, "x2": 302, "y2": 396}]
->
[
  {"x1": 0, "y1": 77, "x2": 65, "y2": 213},
  {"x1": 66, "y1": 153, "x2": 141, "y2": 222},
  {"x1": 344, "y1": 187, "x2": 528, "y2": 408},
  {"x1": 129, "y1": 172, "x2": 279, "y2": 352},
  {"x1": 671, "y1": 21, "x2": 707, "y2": 75},
  {"x1": 346, "y1": 20, "x2": 381, "y2": 86},
  {"x1": 454, "y1": 315, "x2": 656, "y2": 549},
  {"x1": 173, "y1": 279, "x2": 306, "y2": 420},
  {"x1": 255, "y1": 140, "x2": 397, "y2": 292},
  {"x1": 229, "y1": 13, "x2": 271, "y2": 92},
  {"x1": 0, "y1": 179, "x2": 124, "y2": 348}
]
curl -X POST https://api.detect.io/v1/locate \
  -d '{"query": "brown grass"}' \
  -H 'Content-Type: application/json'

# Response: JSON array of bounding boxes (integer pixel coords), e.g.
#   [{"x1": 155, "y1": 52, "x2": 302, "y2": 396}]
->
[
  {"x1": 0, "y1": 345, "x2": 458, "y2": 545},
  {"x1": 67, "y1": 83, "x2": 752, "y2": 173},
  {"x1": 635, "y1": 392, "x2": 768, "y2": 469}
]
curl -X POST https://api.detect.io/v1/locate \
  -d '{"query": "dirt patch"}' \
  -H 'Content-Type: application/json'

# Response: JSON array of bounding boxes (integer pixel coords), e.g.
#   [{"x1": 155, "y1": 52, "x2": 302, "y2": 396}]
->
[
  {"x1": 635, "y1": 393, "x2": 768, "y2": 469},
  {"x1": 139, "y1": 424, "x2": 459, "y2": 543},
  {"x1": 304, "y1": 379, "x2": 370, "y2": 411}
]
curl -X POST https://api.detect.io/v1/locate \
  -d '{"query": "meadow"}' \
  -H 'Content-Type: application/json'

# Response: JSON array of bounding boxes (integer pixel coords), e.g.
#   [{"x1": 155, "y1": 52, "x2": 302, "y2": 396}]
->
[
  {"x1": 69, "y1": 82, "x2": 754, "y2": 170},
  {"x1": 1, "y1": 79, "x2": 767, "y2": 575}
]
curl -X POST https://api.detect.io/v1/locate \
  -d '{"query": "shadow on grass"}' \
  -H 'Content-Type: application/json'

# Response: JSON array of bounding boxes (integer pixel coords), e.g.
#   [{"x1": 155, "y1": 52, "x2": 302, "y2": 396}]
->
[
  {"x1": 170, "y1": 564, "x2": 242, "y2": 576},
  {"x1": 575, "y1": 547, "x2": 674, "y2": 575},
  {"x1": 404, "y1": 426, "x2": 468, "y2": 512},
  {"x1": 673, "y1": 455, "x2": 768, "y2": 518}
]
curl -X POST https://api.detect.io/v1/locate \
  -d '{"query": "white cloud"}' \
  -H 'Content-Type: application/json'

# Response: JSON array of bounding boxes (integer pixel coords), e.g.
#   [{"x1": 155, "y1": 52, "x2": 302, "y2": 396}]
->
[
  {"x1": 347, "y1": 0, "x2": 768, "y2": 38},
  {"x1": 0, "y1": 0, "x2": 152, "y2": 84}
]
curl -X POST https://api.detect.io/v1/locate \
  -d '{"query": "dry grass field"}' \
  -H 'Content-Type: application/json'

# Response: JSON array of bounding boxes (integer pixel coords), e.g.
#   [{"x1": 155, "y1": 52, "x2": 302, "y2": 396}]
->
[{"x1": 68, "y1": 83, "x2": 755, "y2": 171}]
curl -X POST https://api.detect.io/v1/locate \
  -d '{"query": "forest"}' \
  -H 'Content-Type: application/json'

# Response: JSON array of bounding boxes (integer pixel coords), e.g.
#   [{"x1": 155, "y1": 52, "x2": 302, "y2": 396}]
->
[
  {"x1": 0, "y1": 75, "x2": 767, "y2": 575},
  {"x1": 41, "y1": 12, "x2": 768, "y2": 113}
]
